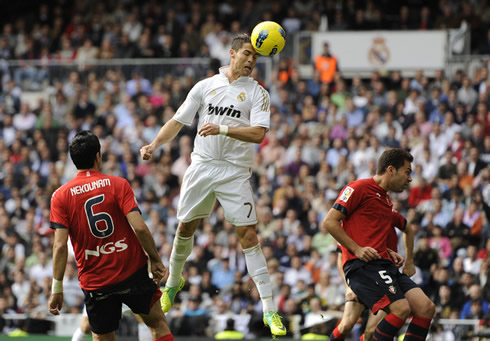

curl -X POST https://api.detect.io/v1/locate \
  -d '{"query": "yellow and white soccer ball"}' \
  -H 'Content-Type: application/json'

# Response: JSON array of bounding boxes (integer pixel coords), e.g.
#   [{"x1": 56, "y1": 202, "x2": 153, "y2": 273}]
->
[{"x1": 251, "y1": 21, "x2": 286, "y2": 56}]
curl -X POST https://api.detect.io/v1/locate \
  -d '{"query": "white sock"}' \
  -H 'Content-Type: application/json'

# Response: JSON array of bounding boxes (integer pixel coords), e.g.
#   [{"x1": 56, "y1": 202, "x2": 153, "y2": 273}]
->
[
  {"x1": 243, "y1": 244, "x2": 276, "y2": 313},
  {"x1": 167, "y1": 233, "x2": 193, "y2": 287},
  {"x1": 137, "y1": 322, "x2": 153, "y2": 341},
  {"x1": 71, "y1": 328, "x2": 88, "y2": 341}
]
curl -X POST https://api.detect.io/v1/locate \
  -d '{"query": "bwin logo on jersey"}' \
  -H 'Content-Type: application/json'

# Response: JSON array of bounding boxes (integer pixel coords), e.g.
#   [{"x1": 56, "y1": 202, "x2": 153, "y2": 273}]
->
[{"x1": 208, "y1": 104, "x2": 241, "y2": 118}]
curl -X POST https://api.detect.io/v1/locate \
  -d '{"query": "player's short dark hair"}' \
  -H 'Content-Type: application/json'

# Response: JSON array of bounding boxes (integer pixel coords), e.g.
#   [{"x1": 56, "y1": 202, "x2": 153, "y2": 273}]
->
[
  {"x1": 376, "y1": 148, "x2": 413, "y2": 175},
  {"x1": 231, "y1": 33, "x2": 251, "y2": 51},
  {"x1": 69, "y1": 130, "x2": 101, "y2": 170}
]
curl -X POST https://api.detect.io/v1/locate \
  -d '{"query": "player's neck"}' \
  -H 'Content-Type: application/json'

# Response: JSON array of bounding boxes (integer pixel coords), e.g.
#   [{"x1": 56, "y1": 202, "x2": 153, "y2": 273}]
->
[
  {"x1": 77, "y1": 167, "x2": 99, "y2": 173},
  {"x1": 373, "y1": 175, "x2": 389, "y2": 192},
  {"x1": 226, "y1": 67, "x2": 242, "y2": 83}
]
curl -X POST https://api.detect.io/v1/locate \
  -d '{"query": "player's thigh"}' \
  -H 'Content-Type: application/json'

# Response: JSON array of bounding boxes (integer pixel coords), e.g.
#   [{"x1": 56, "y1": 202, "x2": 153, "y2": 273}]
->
[
  {"x1": 124, "y1": 270, "x2": 161, "y2": 316},
  {"x1": 92, "y1": 331, "x2": 116, "y2": 341},
  {"x1": 215, "y1": 166, "x2": 257, "y2": 226},
  {"x1": 339, "y1": 301, "x2": 365, "y2": 331},
  {"x1": 177, "y1": 163, "x2": 217, "y2": 222},
  {"x1": 404, "y1": 287, "x2": 436, "y2": 318},
  {"x1": 347, "y1": 263, "x2": 405, "y2": 314},
  {"x1": 83, "y1": 291, "x2": 122, "y2": 335},
  {"x1": 80, "y1": 315, "x2": 91, "y2": 334},
  {"x1": 137, "y1": 296, "x2": 169, "y2": 332}
]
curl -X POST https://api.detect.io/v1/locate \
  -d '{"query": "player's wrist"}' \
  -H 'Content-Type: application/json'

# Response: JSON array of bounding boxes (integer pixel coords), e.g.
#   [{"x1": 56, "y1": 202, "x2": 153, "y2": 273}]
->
[
  {"x1": 219, "y1": 125, "x2": 228, "y2": 136},
  {"x1": 51, "y1": 278, "x2": 63, "y2": 294}
]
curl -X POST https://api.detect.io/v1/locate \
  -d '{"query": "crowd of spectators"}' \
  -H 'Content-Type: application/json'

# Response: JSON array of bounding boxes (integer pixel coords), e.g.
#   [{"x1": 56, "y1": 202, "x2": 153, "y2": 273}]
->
[{"x1": 0, "y1": 0, "x2": 490, "y2": 339}]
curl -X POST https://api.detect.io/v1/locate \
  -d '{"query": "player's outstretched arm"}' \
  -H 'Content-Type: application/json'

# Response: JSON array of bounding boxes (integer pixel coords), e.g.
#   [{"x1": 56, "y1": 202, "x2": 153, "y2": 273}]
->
[
  {"x1": 322, "y1": 208, "x2": 380, "y2": 262},
  {"x1": 126, "y1": 211, "x2": 167, "y2": 284},
  {"x1": 140, "y1": 119, "x2": 184, "y2": 161},
  {"x1": 402, "y1": 223, "x2": 415, "y2": 277},
  {"x1": 48, "y1": 228, "x2": 69, "y2": 315},
  {"x1": 198, "y1": 124, "x2": 267, "y2": 144}
]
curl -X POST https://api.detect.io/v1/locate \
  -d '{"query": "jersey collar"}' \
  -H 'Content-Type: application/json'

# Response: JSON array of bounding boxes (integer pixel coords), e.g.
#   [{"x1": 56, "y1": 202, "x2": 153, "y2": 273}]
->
[{"x1": 76, "y1": 170, "x2": 101, "y2": 177}]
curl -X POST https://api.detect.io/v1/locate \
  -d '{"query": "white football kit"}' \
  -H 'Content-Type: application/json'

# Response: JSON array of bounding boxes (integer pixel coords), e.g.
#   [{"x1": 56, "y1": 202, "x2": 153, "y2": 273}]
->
[{"x1": 173, "y1": 66, "x2": 270, "y2": 225}]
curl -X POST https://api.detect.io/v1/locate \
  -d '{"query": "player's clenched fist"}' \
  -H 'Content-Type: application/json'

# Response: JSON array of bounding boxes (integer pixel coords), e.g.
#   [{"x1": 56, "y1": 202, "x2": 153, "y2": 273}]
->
[
  {"x1": 140, "y1": 144, "x2": 155, "y2": 160},
  {"x1": 48, "y1": 293, "x2": 63, "y2": 315}
]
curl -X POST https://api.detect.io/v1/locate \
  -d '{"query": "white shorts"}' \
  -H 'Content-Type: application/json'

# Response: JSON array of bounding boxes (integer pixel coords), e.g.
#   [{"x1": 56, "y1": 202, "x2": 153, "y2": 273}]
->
[{"x1": 177, "y1": 160, "x2": 257, "y2": 226}]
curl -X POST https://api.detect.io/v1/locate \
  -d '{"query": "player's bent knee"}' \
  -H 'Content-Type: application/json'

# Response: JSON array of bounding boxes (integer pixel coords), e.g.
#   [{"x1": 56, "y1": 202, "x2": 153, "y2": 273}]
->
[
  {"x1": 420, "y1": 300, "x2": 436, "y2": 318},
  {"x1": 389, "y1": 299, "x2": 410, "y2": 320}
]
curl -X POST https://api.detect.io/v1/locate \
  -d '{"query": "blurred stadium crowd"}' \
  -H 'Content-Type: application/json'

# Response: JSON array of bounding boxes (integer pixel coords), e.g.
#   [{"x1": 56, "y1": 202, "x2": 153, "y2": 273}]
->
[{"x1": 0, "y1": 0, "x2": 490, "y2": 339}]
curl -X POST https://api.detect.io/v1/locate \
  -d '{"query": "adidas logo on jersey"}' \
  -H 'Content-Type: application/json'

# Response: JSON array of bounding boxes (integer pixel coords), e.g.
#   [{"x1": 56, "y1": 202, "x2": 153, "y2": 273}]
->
[{"x1": 208, "y1": 104, "x2": 241, "y2": 118}]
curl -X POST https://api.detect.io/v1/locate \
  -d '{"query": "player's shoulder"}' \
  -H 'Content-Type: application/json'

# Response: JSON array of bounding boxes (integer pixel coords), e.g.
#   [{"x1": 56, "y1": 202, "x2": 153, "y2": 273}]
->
[
  {"x1": 347, "y1": 178, "x2": 372, "y2": 190},
  {"x1": 104, "y1": 174, "x2": 129, "y2": 186},
  {"x1": 249, "y1": 80, "x2": 269, "y2": 100},
  {"x1": 51, "y1": 182, "x2": 69, "y2": 200},
  {"x1": 201, "y1": 74, "x2": 221, "y2": 86}
]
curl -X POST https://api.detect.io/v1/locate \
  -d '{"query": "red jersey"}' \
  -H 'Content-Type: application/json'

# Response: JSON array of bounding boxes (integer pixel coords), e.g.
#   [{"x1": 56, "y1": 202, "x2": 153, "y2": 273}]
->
[
  {"x1": 333, "y1": 178, "x2": 406, "y2": 267},
  {"x1": 389, "y1": 209, "x2": 406, "y2": 252},
  {"x1": 50, "y1": 170, "x2": 147, "y2": 291}
]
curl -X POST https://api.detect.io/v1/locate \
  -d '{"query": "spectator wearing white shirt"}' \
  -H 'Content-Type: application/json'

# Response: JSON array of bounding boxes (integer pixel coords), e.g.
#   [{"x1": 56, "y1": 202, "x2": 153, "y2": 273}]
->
[
  {"x1": 28, "y1": 251, "x2": 53, "y2": 287},
  {"x1": 375, "y1": 111, "x2": 403, "y2": 141},
  {"x1": 457, "y1": 77, "x2": 478, "y2": 110},
  {"x1": 11, "y1": 269, "x2": 30, "y2": 306},
  {"x1": 13, "y1": 103, "x2": 36, "y2": 131},
  {"x1": 1, "y1": 114, "x2": 16, "y2": 146},
  {"x1": 429, "y1": 122, "x2": 449, "y2": 159},
  {"x1": 463, "y1": 245, "x2": 483, "y2": 275},
  {"x1": 122, "y1": 13, "x2": 143, "y2": 43},
  {"x1": 284, "y1": 256, "x2": 312, "y2": 287}
]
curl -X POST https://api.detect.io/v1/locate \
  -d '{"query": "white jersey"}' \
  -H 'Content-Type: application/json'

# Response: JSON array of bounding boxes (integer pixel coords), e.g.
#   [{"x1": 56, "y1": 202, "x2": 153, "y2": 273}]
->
[{"x1": 173, "y1": 66, "x2": 270, "y2": 168}]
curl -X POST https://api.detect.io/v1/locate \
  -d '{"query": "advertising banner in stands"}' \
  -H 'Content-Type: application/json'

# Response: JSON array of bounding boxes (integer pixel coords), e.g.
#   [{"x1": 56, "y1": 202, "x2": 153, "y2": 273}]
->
[{"x1": 312, "y1": 31, "x2": 446, "y2": 71}]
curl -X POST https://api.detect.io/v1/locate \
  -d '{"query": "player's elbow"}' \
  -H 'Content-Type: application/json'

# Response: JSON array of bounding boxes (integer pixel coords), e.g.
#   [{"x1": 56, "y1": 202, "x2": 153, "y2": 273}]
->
[
  {"x1": 53, "y1": 241, "x2": 68, "y2": 255},
  {"x1": 321, "y1": 218, "x2": 333, "y2": 234},
  {"x1": 405, "y1": 223, "x2": 415, "y2": 235},
  {"x1": 254, "y1": 128, "x2": 267, "y2": 144}
]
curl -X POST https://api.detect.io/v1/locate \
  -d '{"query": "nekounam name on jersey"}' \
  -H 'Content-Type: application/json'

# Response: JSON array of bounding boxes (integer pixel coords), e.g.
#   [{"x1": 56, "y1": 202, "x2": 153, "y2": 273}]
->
[
  {"x1": 70, "y1": 179, "x2": 111, "y2": 196},
  {"x1": 207, "y1": 103, "x2": 241, "y2": 118}
]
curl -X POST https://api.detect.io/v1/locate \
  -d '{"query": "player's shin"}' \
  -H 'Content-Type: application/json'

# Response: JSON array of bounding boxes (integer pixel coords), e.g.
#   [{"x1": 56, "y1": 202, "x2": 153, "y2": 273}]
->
[
  {"x1": 167, "y1": 234, "x2": 193, "y2": 287},
  {"x1": 154, "y1": 334, "x2": 174, "y2": 341},
  {"x1": 243, "y1": 244, "x2": 275, "y2": 312},
  {"x1": 372, "y1": 313, "x2": 405, "y2": 341},
  {"x1": 71, "y1": 328, "x2": 88, "y2": 341},
  {"x1": 329, "y1": 326, "x2": 346, "y2": 340},
  {"x1": 403, "y1": 316, "x2": 432, "y2": 341}
]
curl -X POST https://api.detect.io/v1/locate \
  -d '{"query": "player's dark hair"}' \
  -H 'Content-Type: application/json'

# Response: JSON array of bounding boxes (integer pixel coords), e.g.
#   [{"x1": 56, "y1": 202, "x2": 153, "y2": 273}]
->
[
  {"x1": 231, "y1": 33, "x2": 251, "y2": 51},
  {"x1": 69, "y1": 130, "x2": 101, "y2": 169},
  {"x1": 376, "y1": 148, "x2": 413, "y2": 175}
]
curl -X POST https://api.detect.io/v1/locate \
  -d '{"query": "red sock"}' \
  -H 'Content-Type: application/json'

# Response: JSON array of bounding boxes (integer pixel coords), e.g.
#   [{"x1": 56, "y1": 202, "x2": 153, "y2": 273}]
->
[
  {"x1": 403, "y1": 316, "x2": 432, "y2": 341},
  {"x1": 154, "y1": 334, "x2": 174, "y2": 341},
  {"x1": 329, "y1": 326, "x2": 345, "y2": 341},
  {"x1": 373, "y1": 313, "x2": 405, "y2": 341}
]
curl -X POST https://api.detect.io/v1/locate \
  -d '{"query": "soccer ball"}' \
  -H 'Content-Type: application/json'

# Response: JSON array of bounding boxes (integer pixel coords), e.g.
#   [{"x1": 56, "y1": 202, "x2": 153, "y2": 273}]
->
[{"x1": 251, "y1": 21, "x2": 286, "y2": 56}]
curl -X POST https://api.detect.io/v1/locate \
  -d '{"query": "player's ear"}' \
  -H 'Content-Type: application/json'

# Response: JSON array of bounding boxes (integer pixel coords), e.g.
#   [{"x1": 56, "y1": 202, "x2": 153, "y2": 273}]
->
[{"x1": 96, "y1": 152, "x2": 102, "y2": 167}]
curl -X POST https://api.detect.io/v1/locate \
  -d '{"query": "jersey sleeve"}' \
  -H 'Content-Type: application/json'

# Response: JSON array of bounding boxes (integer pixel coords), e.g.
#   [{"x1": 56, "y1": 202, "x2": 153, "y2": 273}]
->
[
  {"x1": 118, "y1": 179, "x2": 140, "y2": 216},
  {"x1": 250, "y1": 85, "x2": 270, "y2": 129},
  {"x1": 391, "y1": 210, "x2": 406, "y2": 231},
  {"x1": 50, "y1": 189, "x2": 69, "y2": 229},
  {"x1": 173, "y1": 80, "x2": 203, "y2": 126},
  {"x1": 332, "y1": 183, "x2": 362, "y2": 216}
]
